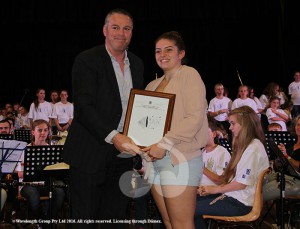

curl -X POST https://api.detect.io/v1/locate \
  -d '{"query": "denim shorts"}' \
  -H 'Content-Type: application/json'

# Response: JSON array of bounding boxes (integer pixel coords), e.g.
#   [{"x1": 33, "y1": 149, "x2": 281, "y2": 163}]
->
[{"x1": 147, "y1": 152, "x2": 203, "y2": 186}]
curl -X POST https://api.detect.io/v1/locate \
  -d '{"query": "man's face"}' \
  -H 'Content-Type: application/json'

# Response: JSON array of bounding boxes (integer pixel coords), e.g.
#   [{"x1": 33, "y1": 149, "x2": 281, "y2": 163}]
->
[
  {"x1": 103, "y1": 13, "x2": 133, "y2": 53},
  {"x1": 0, "y1": 122, "x2": 10, "y2": 134}
]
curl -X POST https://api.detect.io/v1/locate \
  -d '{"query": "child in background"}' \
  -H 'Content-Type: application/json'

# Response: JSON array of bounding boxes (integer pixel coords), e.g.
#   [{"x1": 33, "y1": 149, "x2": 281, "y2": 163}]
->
[
  {"x1": 200, "y1": 116, "x2": 231, "y2": 186},
  {"x1": 266, "y1": 96, "x2": 289, "y2": 131},
  {"x1": 267, "y1": 123, "x2": 283, "y2": 132}
]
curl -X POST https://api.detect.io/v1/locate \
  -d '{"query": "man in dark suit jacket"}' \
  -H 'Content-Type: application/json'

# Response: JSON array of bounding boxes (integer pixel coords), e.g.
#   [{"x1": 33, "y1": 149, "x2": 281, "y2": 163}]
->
[{"x1": 63, "y1": 9, "x2": 144, "y2": 228}]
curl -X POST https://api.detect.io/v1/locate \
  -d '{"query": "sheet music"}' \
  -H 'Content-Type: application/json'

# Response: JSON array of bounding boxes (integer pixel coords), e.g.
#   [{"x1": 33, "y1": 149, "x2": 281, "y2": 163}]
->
[
  {"x1": 44, "y1": 162, "x2": 69, "y2": 170},
  {"x1": 0, "y1": 139, "x2": 27, "y2": 173}
]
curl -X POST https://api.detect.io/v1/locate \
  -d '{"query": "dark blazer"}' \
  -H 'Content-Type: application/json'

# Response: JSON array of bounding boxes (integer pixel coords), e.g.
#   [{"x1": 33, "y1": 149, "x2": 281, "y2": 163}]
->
[{"x1": 63, "y1": 45, "x2": 144, "y2": 173}]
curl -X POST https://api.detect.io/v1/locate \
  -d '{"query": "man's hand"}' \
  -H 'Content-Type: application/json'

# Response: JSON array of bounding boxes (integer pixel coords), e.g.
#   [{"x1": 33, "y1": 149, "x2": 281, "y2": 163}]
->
[{"x1": 112, "y1": 133, "x2": 141, "y2": 156}]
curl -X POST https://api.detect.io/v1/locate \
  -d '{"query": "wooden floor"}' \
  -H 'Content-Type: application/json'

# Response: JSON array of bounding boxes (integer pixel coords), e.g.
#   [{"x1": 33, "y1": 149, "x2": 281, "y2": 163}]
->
[{"x1": 1, "y1": 198, "x2": 298, "y2": 229}]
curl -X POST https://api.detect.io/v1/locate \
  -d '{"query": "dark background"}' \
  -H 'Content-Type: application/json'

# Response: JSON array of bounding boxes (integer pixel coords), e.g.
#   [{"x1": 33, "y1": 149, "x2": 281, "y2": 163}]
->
[{"x1": 1, "y1": 0, "x2": 299, "y2": 109}]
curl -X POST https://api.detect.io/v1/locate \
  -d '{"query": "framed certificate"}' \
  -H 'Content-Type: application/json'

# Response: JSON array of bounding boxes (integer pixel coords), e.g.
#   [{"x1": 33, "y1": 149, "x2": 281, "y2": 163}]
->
[{"x1": 123, "y1": 89, "x2": 176, "y2": 147}]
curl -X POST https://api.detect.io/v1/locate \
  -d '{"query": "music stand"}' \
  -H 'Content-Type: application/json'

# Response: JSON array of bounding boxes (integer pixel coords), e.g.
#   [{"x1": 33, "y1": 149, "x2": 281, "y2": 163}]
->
[
  {"x1": 0, "y1": 134, "x2": 14, "y2": 140},
  {"x1": 265, "y1": 131, "x2": 297, "y2": 160},
  {"x1": 267, "y1": 138, "x2": 300, "y2": 229},
  {"x1": 218, "y1": 138, "x2": 232, "y2": 154},
  {"x1": 23, "y1": 145, "x2": 67, "y2": 222},
  {"x1": 23, "y1": 145, "x2": 65, "y2": 182},
  {"x1": 14, "y1": 129, "x2": 31, "y2": 144},
  {"x1": 0, "y1": 139, "x2": 27, "y2": 213}
]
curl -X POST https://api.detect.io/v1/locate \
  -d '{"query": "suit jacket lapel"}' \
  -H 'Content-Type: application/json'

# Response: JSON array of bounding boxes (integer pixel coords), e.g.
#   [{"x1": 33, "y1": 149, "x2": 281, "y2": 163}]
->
[{"x1": 101, "y1": 48, "x2": 122, "y2": 99}]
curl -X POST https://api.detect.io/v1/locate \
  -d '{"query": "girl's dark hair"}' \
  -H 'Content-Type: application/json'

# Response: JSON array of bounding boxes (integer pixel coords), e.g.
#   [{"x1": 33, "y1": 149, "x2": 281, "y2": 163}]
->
[
  {"x1": 155, "y1": 31, "x2": 188, "y2": 64},
  {"x1": 207, "y1": 115, "x2": 218, "y2": 132}
]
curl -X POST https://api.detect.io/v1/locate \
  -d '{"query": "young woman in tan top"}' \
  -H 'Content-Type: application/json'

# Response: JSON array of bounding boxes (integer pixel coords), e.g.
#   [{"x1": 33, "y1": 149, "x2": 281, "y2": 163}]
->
[{"x1": 142, "y1": 31, "x2": 208, "y2": 229}]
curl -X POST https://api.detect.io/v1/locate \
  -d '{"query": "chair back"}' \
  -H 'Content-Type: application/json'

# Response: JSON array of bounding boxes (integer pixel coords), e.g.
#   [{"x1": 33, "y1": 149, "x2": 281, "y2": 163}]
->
[{"x1": 242, "y1": 167, "x2": 270, "y2": 221}]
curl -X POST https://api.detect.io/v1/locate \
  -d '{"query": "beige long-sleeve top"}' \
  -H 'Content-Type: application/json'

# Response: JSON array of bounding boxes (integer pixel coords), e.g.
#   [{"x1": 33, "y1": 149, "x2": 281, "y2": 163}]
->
[{"x1": 145, "y1": 65, "x2": 208, "y2": 165}]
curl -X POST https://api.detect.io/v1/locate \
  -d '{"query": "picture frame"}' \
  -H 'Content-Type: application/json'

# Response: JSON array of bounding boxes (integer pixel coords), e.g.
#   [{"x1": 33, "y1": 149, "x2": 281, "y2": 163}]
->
[{"x1": 123, "y1": 89, "x2": 176, "y2": 147}]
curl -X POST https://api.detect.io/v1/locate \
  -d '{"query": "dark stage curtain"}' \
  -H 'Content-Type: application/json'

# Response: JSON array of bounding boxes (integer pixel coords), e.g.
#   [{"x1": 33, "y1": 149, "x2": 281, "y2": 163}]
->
[{"x1": 1, "y1": 0, "x2": 299, "y2": 108}]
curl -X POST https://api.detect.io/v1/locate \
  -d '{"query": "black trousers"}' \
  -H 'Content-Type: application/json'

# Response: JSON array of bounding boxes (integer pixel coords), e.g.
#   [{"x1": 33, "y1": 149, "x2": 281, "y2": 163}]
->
[{"x1": 69, "y1": 155, "x2": 133, "y2": 229}]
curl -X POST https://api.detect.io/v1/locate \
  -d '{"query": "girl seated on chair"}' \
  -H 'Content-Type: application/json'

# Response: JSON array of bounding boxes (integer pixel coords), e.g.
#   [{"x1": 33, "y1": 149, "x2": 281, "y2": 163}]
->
[
  {"x1": 15, "y1": 119, "x2": 65, "y2": 220},
  {"x1": 194, "y1": 106, "x2": 270, "y2": 229}
]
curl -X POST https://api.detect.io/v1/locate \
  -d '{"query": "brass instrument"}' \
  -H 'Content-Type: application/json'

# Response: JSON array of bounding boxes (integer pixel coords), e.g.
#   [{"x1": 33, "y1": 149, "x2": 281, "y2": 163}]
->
[{"x1": 236, "y1": 69, "x2": 243, "y2": 86}]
